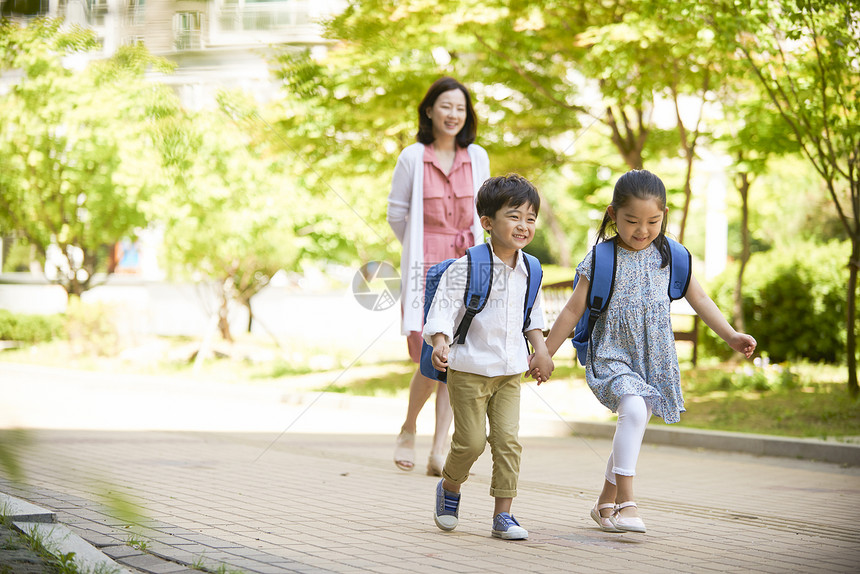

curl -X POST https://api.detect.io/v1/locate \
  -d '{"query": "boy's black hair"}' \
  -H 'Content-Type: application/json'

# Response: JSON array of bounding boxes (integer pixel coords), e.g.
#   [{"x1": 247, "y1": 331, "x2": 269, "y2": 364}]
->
[{"x1": 476, "y1": 174, "x2": 540, "y2": 218}]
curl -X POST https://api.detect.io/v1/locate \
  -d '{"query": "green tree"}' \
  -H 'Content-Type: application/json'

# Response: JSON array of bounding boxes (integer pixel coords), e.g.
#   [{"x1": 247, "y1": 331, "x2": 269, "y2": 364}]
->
[
  {"x1": 0, "y1": 18, "x2": 176, "y2": 297},
  {"x1": 271, "y1": 0, "x2": 591, "y2": 266},
  {"x1": 271, "y1": 1, "x2": 755, "y2": 265},
  {"x1": 715, "y1": 76, "x2": 803, "y2": 332},
  {"x1": 158, "y1": 94, "x2": 304, "y2": 340},
  {"x1": 267, "y1": 0, "x2": 854, "y2": 373},
  {"x1": 706, "y1": 0, "x2": 860, "y2": 394}
]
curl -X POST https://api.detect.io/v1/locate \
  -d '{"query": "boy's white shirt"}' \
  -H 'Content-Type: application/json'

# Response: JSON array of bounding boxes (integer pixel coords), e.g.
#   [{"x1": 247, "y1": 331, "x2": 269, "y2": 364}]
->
[{"x1": 422, "y1": 239, "x2": 546, "y2": 377}]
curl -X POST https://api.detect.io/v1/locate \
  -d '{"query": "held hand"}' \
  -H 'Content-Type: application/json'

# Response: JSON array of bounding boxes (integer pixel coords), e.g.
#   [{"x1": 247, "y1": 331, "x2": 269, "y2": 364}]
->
[
  {"x1": 730, "y1": 333, "x2": 757, "y2": 358},
  {"x1": 529, "y1": 351, "x2": 554, "y2": 385},
  {"x1": 527, "y1": 353, "x2": 543, "y2": 383},
  {"x1": 431, "y1": 344, "x2": 450, "y2": 371}
]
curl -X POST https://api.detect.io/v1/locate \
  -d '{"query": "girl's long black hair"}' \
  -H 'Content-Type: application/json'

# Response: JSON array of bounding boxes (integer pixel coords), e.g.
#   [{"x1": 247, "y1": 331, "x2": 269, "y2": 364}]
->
[{"x1": 596, "y1": 169, "x2": 671, "y2": 268}]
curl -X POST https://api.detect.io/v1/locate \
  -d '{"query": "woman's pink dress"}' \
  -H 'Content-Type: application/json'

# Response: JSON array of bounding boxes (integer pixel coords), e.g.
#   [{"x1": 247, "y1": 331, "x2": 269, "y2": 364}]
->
[{"x1": 406, "y1": 145, "x2": 476, "y2": 363}]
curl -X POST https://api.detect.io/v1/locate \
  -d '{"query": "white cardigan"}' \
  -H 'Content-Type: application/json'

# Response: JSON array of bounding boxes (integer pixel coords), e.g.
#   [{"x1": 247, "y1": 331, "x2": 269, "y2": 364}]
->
[{"x1": 387, "y1": 142, "x2": 490, "y2": 335}]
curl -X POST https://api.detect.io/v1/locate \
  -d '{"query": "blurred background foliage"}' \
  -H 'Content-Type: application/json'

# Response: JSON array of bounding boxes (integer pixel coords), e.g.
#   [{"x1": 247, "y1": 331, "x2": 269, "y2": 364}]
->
[{"x1": 0, "y1": 1, "x2": 857, "y2": 390}]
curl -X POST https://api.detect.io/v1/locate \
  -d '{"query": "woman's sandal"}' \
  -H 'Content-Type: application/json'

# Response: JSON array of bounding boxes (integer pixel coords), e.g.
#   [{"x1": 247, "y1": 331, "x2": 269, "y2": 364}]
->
[
  {"x1": 426, "y1": 453, "x2": 445, "y2": 477},
  {"x1": 610, "y1": 501, "x2": 646, "y2": 533},
  {"x1": 394, "y1": 430, "x2": 416, "y2": 471},
  {"x1": 590, "y1": 501, "x2": 622, "y2": 532}
]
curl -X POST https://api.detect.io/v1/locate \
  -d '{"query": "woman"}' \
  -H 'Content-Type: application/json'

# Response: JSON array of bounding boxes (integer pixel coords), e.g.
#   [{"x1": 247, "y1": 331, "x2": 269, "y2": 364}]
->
[{"x1": 387, "y1": 77, "x2": 490, "y2": 475}]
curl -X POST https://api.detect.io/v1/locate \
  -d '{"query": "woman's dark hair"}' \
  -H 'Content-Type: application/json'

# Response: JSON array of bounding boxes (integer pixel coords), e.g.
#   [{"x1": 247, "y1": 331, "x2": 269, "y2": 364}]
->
[
  {"x1": 416, "y1": 77, "x2": 478, "y2": 148},
  {"x1": 597, "y1": 169, "x2": 671, "y2": 267},
  {"x1": 476, "y1": 174, "x2": 540, "y2": 218}
]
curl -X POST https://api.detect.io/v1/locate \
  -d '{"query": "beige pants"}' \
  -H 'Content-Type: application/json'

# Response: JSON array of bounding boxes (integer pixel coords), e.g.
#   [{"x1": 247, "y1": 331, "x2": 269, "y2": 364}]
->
[{"x1": 441, "y1": 369, "x2": 523, "y2": 498}]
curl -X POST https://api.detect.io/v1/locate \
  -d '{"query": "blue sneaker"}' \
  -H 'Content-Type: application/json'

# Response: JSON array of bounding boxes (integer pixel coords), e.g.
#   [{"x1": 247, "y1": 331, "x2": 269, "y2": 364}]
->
[
  {"x1": 492, "y1": 512, "x2": 528, "y2": 540},
  {"x1": 433, "y1": 480, "x2": 460, "y2": 531}
]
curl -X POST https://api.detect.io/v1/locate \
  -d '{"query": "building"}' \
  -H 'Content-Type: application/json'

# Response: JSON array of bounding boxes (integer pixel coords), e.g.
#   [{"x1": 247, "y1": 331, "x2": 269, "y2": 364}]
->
[
  {"x1": 1, "y1": 0, "x2": 347, "y2": 280},
  {"x1": 2, "y1": 0, "x2": 346, "y2": 108}
]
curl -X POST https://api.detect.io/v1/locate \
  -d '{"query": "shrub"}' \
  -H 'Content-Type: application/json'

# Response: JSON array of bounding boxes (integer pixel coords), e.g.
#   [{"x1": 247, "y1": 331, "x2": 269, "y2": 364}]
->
[
  {"x1": 0, "y1": 310, "x2": 64, "y2": 344},
  {"x1": 64, "y1": 299, "x2": 121, "y2": 356},
  {"x1": 701, "y1": 240, "x2": 852, "y2": 364},
  {"x1": 731, "y1": 356, "x2": 800, "y2": 392}
]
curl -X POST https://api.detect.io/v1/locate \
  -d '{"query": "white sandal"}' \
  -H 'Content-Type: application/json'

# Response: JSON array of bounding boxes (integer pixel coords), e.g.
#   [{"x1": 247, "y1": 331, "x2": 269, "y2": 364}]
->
[
  {"x1": 426, "y1": 453, "x2": 444, "y2": 477},
  {"x1": 611, "y1": 501, "x2": 646, "y2": 533},
  {"x1": 393, "y1": 430, "x2": 416, "y2": 471},
  {"x1": 590, "y1": 501, "x2": 622, "y2": 532}
]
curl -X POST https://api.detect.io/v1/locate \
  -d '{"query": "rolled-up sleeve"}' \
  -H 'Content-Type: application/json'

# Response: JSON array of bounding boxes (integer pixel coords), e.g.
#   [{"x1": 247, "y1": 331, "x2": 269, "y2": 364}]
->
[
  {"x1": 422, "y1": 260, "x2": 467, "y2": 345},
  {"x1": 387, "y1": 153, "x2": 413, "y2": 243}
]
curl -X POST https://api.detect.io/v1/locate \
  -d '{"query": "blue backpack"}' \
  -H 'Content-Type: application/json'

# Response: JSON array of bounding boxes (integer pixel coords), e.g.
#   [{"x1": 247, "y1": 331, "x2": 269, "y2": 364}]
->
[
  {"x1": 571, "y1": 237, "x2": 692, "y2": 366},
  {"x1": 419, "y1": 242, "x2": 543, "y2": 382}
]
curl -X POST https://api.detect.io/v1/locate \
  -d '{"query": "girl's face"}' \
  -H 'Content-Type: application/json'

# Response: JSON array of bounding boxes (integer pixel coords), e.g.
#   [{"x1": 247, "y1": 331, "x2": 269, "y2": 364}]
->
[
  {"x1": 427, "y1": 88, "x2": 467, "y2": 142},
  {"x1": 608, "y1": 197, "x2": 667, "y2": 251}
]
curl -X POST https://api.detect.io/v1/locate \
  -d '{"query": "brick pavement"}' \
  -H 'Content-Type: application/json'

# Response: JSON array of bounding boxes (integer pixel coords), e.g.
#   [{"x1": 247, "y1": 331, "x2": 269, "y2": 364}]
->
[{"x1": 1, "y1": 428, "x2": 859, "y2": 574}]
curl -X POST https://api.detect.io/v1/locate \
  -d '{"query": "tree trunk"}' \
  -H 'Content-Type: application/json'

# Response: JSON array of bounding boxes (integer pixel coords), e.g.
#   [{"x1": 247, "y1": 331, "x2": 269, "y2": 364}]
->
[
  {"x1": 537, "y1": 196, "x2": 571, "y2": 268},
  {"x1": 848, "y1": 237, "x2": 858, "y2": 397},
  {"x1": 672, "y1": 71, "x2": 708, "y2": 244},
  {"x1": 244, "y1": 299, "x2": 253, "y2": 333},
  {"x1": 732, "y1": 169, "x2": 751, "y2": 333},
  {"x1": 678, "y1": 170, "x2": 694, "y2": 245},
  {"x1": 218, "y1": 292, "x2": 234, "y2": 342},
  {"x1": 604, "y1": 104, "x2": 647, "y2": 170}
]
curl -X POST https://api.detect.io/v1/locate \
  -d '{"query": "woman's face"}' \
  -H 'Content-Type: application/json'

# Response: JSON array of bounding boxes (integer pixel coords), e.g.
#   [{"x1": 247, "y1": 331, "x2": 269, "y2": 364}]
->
[{"x1": 426, "y1": 88, "x2": 467, "y2": 141}]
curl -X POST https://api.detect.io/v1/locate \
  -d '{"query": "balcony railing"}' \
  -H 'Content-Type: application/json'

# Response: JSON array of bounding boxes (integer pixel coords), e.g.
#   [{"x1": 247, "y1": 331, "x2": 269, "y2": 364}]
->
[
  {"x1": 174, "y1": 29, "x2": 202, "y2": 51},
  {"x1": 216, "y1": 2, "x2": 312, "y2": 32}
]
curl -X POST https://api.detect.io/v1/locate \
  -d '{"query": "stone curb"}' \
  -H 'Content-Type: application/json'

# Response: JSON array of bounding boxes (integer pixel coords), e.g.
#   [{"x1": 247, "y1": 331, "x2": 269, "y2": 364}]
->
[
  {"x1": 1, "y1": 494, "x2": 134, "y2": 574},
  {"x1": 0, "y1": 493, "x2": 56, "y2": 523},
  {"x1": 566, "y1": 420, "x2": 860, "y2": 466}
]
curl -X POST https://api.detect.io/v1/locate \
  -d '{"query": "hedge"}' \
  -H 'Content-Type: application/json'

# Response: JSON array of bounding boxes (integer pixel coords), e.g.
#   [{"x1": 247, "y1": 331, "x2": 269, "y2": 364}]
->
[
  {"x1": 701, "y1": 240, "x2": 853, "y2": 364},
  {"x1": 0, "y1": 310, "x2": 64, "y2": 344}
]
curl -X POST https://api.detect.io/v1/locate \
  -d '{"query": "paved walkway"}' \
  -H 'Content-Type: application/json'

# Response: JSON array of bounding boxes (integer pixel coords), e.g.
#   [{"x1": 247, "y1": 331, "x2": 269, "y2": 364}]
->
[{"x1": 1, "y1": 363, "x2": 860, "y2": 573}]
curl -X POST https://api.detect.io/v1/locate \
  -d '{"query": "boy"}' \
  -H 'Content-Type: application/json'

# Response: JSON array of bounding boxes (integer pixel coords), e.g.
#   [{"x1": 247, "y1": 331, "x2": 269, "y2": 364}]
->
[{"x1": 423, "y1": 174, "x2": 554, "y2": 540}]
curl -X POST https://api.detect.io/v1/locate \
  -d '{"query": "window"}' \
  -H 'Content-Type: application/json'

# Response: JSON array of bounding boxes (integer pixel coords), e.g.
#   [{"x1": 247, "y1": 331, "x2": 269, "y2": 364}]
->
[
  {"x1": 123, "y1": 35, "x2": 145, "y2": 46},
  {"x1": 127, "y1": 0, "x2": 145, "y2": 25},
  {"x1": 173, "y1": 11, "x2": 203, "y2": 51},
  {"x1": 215, "y1": 0, "x2": 311, "y2": 32},
  {"x1": 87, "y1": 0, "x2": 108, "y2": 25},
  {"x1": 1, "y1": 0, "x2": 49, "y2": 17}
]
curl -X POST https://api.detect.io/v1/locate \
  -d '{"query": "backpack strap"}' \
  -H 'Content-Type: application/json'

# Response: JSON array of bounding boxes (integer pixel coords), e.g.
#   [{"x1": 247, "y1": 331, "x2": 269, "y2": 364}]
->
[
  {"x1": 521, "y1": 252, "x2": 543, "y2": 332},
  {"x1": 585, "y1": 239, "x2": 617, "y2": 336},
  {"x1": 666, "y1": 237, "x2": 692, "y2": 300},
  {"x1": 420, "y1": 257, "x2": 458, "y2": 382},
  {"x1": 570, "y1": 239, "x2": 617, "y2": 366},
  {"x1": 452, "y1": 243, "x2": 493, "y2": 344}
]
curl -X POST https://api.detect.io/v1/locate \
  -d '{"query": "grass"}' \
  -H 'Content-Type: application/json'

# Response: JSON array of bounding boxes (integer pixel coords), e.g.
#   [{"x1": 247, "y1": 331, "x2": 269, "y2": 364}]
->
[
  {"x1": 323, "y1": 361, "x2": 415, "y2": 395},
  {"x1": 0, "y1": 512, "x2": 92, "y2": 574},
  {"x1": 676, "y1": 362, "x2": 859, "y2": 440},
  {"x1": 316, "y1": 355, "x2": 860, "y2": 441},
  {"x1": 0, "y1": 335, "x2": 346, "y2": 384},
  {"x1": 2, "y1": 335, "x2": 857, "y2": 440},
  {"x1": 191, "y1": 552, "x2": 246, "y2": 574},
  {"x1": 125, "y1": 534, "x2": 149, "y2": 552}
]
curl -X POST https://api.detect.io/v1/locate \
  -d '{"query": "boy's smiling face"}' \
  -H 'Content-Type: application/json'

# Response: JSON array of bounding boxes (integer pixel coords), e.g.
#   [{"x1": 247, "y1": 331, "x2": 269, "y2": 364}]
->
[{"x1": 481, "y1": 200, "x2": 537, "y2": 260}]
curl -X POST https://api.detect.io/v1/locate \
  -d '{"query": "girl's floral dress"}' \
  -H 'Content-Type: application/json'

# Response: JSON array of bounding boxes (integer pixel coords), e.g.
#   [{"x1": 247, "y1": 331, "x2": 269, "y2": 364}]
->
[{"x1": 576, "y1": 241, "x2": 685, "y2": 424}]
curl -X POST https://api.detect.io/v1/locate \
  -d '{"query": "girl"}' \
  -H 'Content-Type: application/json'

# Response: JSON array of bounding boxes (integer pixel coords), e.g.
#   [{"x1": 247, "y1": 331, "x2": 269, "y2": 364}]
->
[
  {"x1": 387, "y1": 77, "x2": 490, "y2": 476},
  {"x1": 536, "y1": 169, "x2": 756, "y2": 533}
]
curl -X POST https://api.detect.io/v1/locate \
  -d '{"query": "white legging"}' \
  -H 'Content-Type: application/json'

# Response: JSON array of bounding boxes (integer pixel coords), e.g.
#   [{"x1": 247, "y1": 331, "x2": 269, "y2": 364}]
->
[{"x1": 604, "y1": 394, "x2": 652, "y2": 485}]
